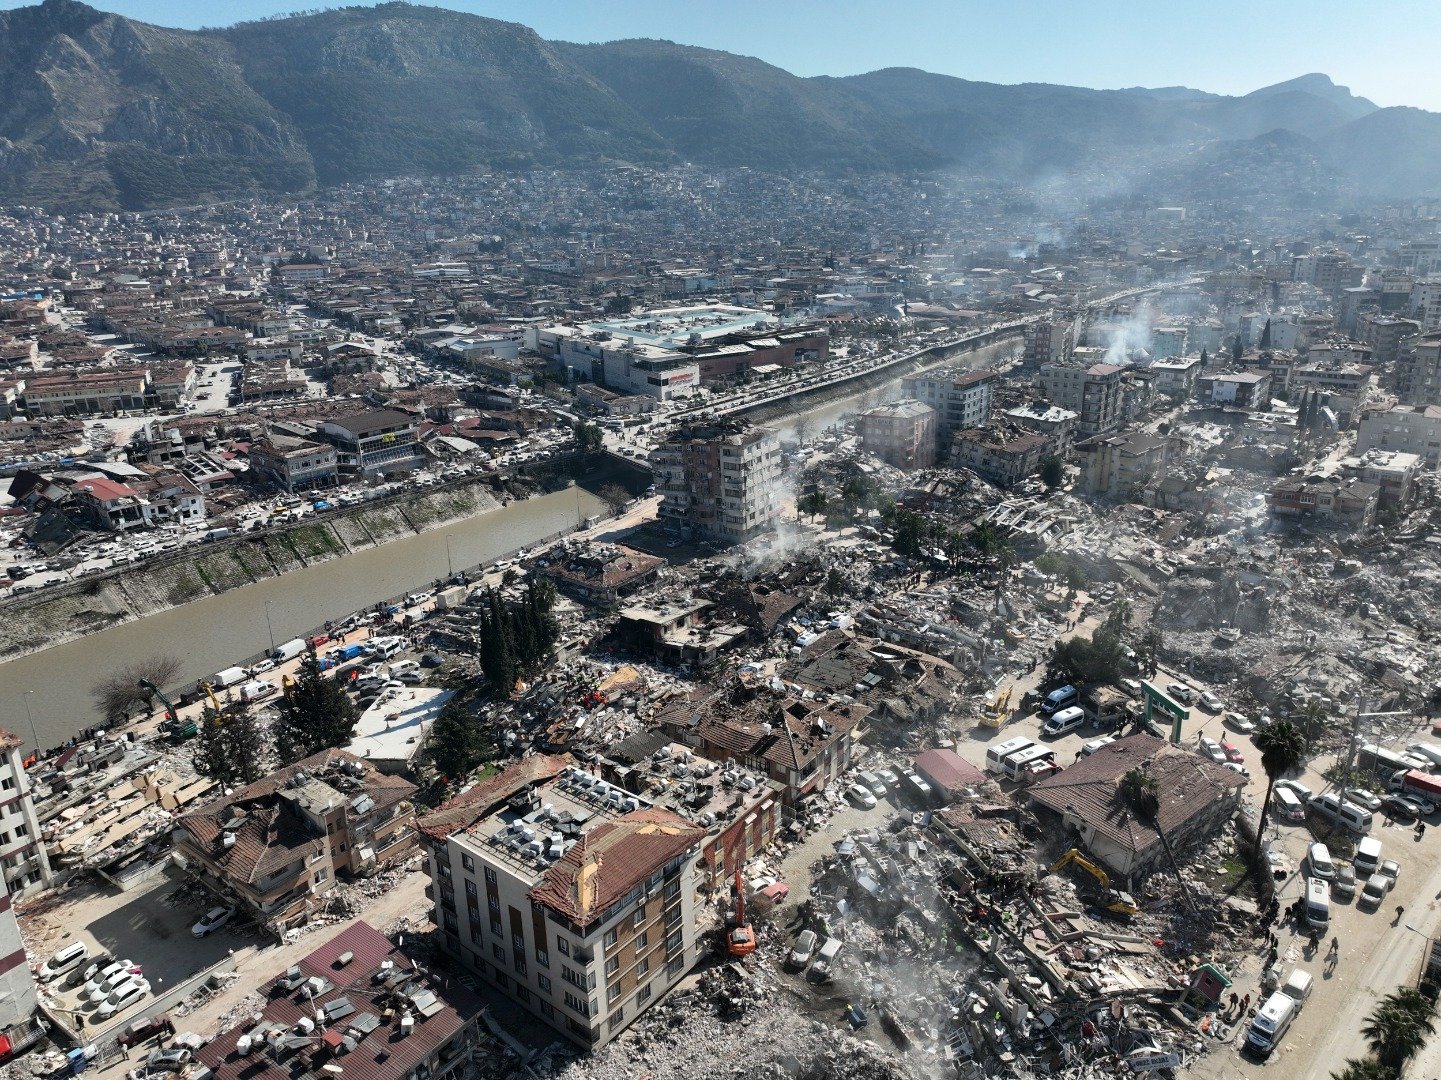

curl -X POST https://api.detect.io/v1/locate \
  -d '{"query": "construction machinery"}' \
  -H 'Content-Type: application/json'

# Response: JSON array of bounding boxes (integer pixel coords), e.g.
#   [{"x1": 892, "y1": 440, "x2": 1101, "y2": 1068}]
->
[
  {"x1": 726, "y1": 868, "x2": 757, "y2": 958},
  {"x1": 139, "y1": 678, "x2": 197, "y2": 739},
  {"x1": 1049, "y1": 848, "x2": 1139, "y2": 918},
  {"x1": 979, "y1": 685, "x2": 1014, "y2": 729}
]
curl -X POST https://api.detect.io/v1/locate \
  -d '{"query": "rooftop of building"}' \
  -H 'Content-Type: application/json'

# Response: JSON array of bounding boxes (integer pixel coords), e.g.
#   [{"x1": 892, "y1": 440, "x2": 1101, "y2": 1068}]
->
[
  {"x1": 346, "y1": 687, "x2": 453, "y2": 768},
  {"x1": 320, "y1": 409, "x2": 416, "y2": 437},
  {"x1": 196, "y1": 921, "x2": 483, "y2": 1080},
  {"x1": 861, "y1": 400, "x2": 935, "y2": 420},
  {"x1": 527, "y1": 540, "x2": 666, "y2": 596}
]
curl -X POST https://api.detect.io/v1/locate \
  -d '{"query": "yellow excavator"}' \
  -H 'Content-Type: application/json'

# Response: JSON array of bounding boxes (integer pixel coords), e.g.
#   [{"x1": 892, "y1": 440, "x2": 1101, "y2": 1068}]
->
[
  {"x1": 979, "y1": 685, "x2": 1014, "y2": 729},
  {"x1": 1049, "y1": 848, "x2": 1139, "y2": 919}
]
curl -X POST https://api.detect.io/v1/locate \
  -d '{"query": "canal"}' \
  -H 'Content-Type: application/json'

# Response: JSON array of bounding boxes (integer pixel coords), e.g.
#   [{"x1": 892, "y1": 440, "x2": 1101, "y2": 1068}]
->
[{"x1": 2, "y1": 485, "x2": 606, "y2": 751}]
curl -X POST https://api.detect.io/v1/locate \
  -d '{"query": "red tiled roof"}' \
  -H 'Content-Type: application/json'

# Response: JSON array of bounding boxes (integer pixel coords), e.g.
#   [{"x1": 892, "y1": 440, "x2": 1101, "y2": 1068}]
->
[
  {"x1": 914, "y1": 748, "x2": 987, "y2": 795},
  {"x1": 417, "y1": 754, "x2": 569, "y2": 840},
  {"x1": 197, "y1": 922, "x2": 483, "y2": 1080},
  {"x1": 529, "y1": 807, "x2": 701, "y2": 927},
  {"x1": 72, "y1": 477, "x2": 138, "y2": 501}
]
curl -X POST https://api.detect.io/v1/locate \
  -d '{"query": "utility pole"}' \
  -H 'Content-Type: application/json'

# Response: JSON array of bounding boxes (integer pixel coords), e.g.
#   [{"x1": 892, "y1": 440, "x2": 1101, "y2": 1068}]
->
[
  {"x1": 263, "y1": 599, "x2": 277, "y2": 655},
  {"x1": 1341, "y1": 695, "x2": 1408, "y2": 782}
]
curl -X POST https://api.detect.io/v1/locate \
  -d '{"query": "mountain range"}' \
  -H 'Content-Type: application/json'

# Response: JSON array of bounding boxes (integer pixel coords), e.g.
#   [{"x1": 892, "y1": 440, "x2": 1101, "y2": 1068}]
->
[{"x1": 1, "y1": 0, "x2": 1437, "y2": 212}]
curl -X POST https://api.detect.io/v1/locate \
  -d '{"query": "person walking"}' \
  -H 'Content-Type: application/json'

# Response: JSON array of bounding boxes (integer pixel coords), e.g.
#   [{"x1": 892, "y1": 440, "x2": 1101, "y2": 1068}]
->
[{"x1": 1395, "y1": 904, "x2": 1406, "y2": 925}]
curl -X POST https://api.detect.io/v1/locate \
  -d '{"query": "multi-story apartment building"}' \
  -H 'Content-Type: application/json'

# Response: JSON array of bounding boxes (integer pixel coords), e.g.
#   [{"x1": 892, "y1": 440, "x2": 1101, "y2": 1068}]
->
[
  {"x1": 318, "y1": 409, "x2": 424, "y2": 477},
  {"x1": 1357, "y1": 311, "x2": 1420, "y2": 368},
  {"x1": 900, "y1": 368, "x2": 996, "y2": 446},
  {"x1": 950, "y1": 425, "x2": 1053, "y2": 488},
  {"x1": 1150, "y1": 327, "x2": 1187, "y2": 360},
  {"x1": 1075, "y1": 430, "x2": 1177, "y2": 498},
  {"x1": 1149, "y1": 356, "x2": 1203, "y2": 399},
  {"x1": 418, "y1": 756, "x2": 705, "y2": 1049},
  {"x1": 858, "y1": 400, "x2": 936, "y2": 470},
  {"x1": 0, "y1": 729, "x2": 51, "y2": 898},
  {"x1": 1338, "y1": 450, "x2": 1420, "y2": 509},
  {"x1": 0, "y1": 872, "x2": 37, "y2": 1034},
  {"x1": 1040, "y1": 361, "x2": 1125, "y2": 437},
  {"x1": 21, "y1": 367, "x2": 150, "y2": 416},
  {"x1": 651, "y1": 421, "x2": 781, "y2": 543},
  {"x1": 174, "y1": 750, "x2": 418, "y2": 936},
  {"x1": 1023, "y1": 318, "x2": 1073, "y2": 367},
  {"x1": 1196, "y1": 371, "x2": 1272, "y2": 409},
  {"x1": 248, "y1": 435, "x2": 340, "y2": 492},
  {"x1": 1408, "y1": 280, "x2": 1441, "y2": 332},
  {"x1": 1355, "y1": 404, "x2": 1441, "y2": 466},
  {"x1": 1396, "y1": 332, "x2": 1441, "y2": 405}
]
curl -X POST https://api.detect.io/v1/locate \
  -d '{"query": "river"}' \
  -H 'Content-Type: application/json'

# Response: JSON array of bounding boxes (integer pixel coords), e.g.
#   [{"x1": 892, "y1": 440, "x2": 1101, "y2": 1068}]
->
[{"x1": 2, "y1": 485, "x2": 606, "y2": 751}]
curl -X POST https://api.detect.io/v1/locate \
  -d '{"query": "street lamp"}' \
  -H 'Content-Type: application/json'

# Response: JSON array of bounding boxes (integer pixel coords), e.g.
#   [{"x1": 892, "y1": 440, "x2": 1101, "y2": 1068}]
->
[
  {"x1": 444, "y1": 534, "x2": 455, "y2": 579},
  {"x1": 21, "y1": 691, "x2": 39, "y2": 753},
  {"x1": 263, "y1": 599, "x2": 277, "y2": 654}
]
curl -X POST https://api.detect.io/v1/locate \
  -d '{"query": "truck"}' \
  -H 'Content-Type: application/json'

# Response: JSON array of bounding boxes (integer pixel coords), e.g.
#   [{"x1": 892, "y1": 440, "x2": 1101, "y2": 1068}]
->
[
  {"x1": 212, "y1": 665, "x2": 248, "y2": 689},
  {"x1": 271, "y1": 637, "x2": 306, "y2": 662},
  {"x1": 1358, "y1": 742, "x2": 1428, "y2": 779},
  {"x1": 328, "y1": 643, "x2": 364, "y2": 663},
  {"x1": 1388, "y1": 769, "x2": 1441, "y2": 802}
]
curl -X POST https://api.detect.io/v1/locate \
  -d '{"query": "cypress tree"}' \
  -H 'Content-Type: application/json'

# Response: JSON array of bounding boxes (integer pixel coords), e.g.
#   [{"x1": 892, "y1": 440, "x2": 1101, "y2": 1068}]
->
[{"x1": 274, "y1": 650, "x2": 359, "y2": 762}]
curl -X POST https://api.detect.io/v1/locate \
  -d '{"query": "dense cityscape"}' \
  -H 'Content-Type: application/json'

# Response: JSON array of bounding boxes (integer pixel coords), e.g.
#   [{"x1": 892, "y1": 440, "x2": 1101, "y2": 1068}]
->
[{"x1": 0, "y1": 4, "x2": 1440, "y2": 1080}]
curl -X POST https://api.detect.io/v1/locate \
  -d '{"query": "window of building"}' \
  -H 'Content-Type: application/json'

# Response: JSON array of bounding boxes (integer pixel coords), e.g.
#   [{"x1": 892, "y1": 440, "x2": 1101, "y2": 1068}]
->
[
  {"x1": 538, "y1": 974, "x2": 552, "y2": 993},
  {"x1": 0, "y1": 779, "x2": 13, "y2": 792},
  {"x1": 314, "y1": 868, "x2": 328, "y2": 884},
  {"x1": 484, "y1": 866, "x2": 496, "y2": 884},
  {"x1": 492, "y1": 944, "x2": 505, "y2": 962},
  {"x1": 540, "y1": 1002, "x2": 554, "y2": 1020},
  {"x1": 563, "y1": 992, "x2": 591, "y2": 1018},
  {"x1": 637, "y1": 984, "x2": 651, "y2": 1005},
  {"x1": 608, "y1": 1010, "x2": 624, "y2": 1032},
  {"x1": 637, "y1": 931, "x2": 648, "y2": 951},
  {"x1": 490, "y1": 916, "x2": 502, "y2": 937},
  {"x1": 12, "y1": 824, "x2": 23, "y2": 838},
  {"x1": 665, "y1": 931, "x2": 683, "y2": 957},
  {"x1": 514, "y1": 955, "x2": 527, "y2": 976},
  {"x1": 512, "y1": 933, "x2": 525, "y2": 954},
  {"x1": 495, "y1": 972, "x2": 510, "y2": 989},
  {"x1": 603, "y1": 927, "x2": 618, "y2": 948},
  {"x1": 558, "y1": 938, "x2": 570, "y2": 957},
  {"x1": 637, "y1": 957, "x2": 649, "y2": 977},
  {"x1": 605, "y1": 955, "x2": 619, "y2": 977},
  {"x1": 469, "y1": 925, "x2": 482, "y2": 945},
  {"x1": 462, "y1": 853, "x2": 475, "y2": 873},
  {"x1": 535, "y1": 947, "x2": 549, "y2": 968},
  {"x1": 488, "y1": 893, "x2": 500, "y2": 911},
  {"x1": 607, "y1": 983, "x2": 620, "y2": 1004},
  {"x1": 516, "y1": 986, "x2": 531, "y2": 1004},
  {"x1": 632, "y1": 907, "x2": 646, "y2": 929},
  {"x1": 464, "y1": 879, "x2": 477, "y2": 900},
  {"x1": 667, "y1": 955, "x2": 685, "y2": 978}
]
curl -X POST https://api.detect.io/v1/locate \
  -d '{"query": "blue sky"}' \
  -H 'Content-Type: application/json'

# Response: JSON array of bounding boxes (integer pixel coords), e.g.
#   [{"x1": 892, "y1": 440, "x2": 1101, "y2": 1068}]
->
[{"x1": 7, "y1": 0, "x2": 1441, "y2": 110}]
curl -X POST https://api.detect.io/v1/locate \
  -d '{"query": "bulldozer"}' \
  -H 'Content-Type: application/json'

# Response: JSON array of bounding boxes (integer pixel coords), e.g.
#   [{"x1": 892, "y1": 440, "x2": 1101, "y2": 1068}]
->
[{"x1": 1049, "y1": 848, "x2": 1139, "y2": 919}]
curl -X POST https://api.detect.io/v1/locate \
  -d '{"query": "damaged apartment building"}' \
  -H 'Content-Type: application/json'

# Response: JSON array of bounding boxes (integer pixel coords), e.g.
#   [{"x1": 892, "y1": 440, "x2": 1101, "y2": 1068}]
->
[
  {"x1": 172, "y1": 750, "x2": 419, "y2": 936},
  {"x1": 417, "y1": 756, "x2": 706, "y2": 1048}
]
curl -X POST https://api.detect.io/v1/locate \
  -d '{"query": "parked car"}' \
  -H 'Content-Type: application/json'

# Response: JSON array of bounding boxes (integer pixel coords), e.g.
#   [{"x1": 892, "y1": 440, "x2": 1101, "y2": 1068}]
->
[
  {"x1": 1224, "y1": 712, "x2": 1256, "y2": 734},
  {"x1": 143, "y1": 1048, "x2": 192, "y2": 1073},
  {"x1": 85, "y1": 960, "x2": 137, "y2": 999},
  {"x1": 1332, "y1": 864, "x2": 1356, "y2": 901},
  {"x1": 1219, "y1": 739, "x2": 1244, "y2": 763},
  {"x1": 96, "y1": 978, "x2": 149, "y2": 1020},
  {"x1": 1342, "y1": 787, "x2": 1383, "y2": 812},
  {"x1": 845, "y1": 784, "x2": 877, "y2": 810},
  {"x1": 876, "y1": 768, "x2": 900, "y2": 789},
  {"x1": 191, "y1": 906, "x2": 236, "y2": 938},
  {"x1": 1376, "y1": 860, "x2": 1401, "y2": 891},
  {"x1": 117, "y1": 1014, "x2": 174, "y2": 1050},
  {"x1": 1166, "y1": 682, "x2": 1194, "y2": 703},
  {"x1": 1360, "y1": 873, "x2": 1392, "y2": 909},
  {"x1": 39, "y1": 941, "x2": 88, "y2": 982},
  {"x1": 788, "y1": 929, "x2": 818, "y2": 968},
  {"x1": 394, "y1": 670, "x2": 424, "y2": 685},
  {"x1": 1307, "y1": 843, "x2": 1335, "y2": 881},
  {"x1": 1199, "y1": 691, "x2": 1224, "y2": 712},
  {"x1": 755, "y1": 882, "x2": 790, "y2": 904},
  {"x1": 1197, "y1": 737, "x2": 1227, "y2": 764},
  {"x1": 1223, "y1": 762, "x2": 1251, "y2": 779},
  {"x1": 1381, "y1": 794, "x2": 1420, "y2": 821},
  {"x1": 419, "y1": 652, "x2": 445, "y2": 668}
]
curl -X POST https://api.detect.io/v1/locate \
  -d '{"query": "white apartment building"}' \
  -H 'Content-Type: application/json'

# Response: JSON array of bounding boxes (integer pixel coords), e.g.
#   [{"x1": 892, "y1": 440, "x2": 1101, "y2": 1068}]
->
[
  {"x1": 1040, "y1": 361, "x2": 1126, "y2": 437},
  {"x1": 900, "y1": 368, "x2": 997, "y2": 445},
  {"x1": 0, "y1": 872, "x2": 37, "y2": 1032},
  {"x1": 651, "y1": 421, "x2": 781, "y2": 542},
  {"x1": 419, "y1": 756, "x2": 704, "y2": 1049},
  {"x1": 1356, "y1": 404, "x2": 1441, "y2": 467},
  {"x1": 0, "y1": 731, "x2": 50, "y2": 899}
]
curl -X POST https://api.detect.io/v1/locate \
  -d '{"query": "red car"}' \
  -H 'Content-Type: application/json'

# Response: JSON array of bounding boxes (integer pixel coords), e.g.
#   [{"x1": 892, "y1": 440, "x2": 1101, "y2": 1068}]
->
[
  {"x1": 755, "y1": 882, "x2": 790, "y2": 904},
  {"x1": 1219, "y1": 739, "x2": 1245, "y2": 764},
  {"x1": 117, "y1": 1013, "x2": 174, "y2": 1050}
]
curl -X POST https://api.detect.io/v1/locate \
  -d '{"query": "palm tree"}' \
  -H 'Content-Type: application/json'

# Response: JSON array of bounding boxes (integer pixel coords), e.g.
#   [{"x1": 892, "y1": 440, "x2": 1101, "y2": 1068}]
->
[
  {"x1": 1119, "y1": 766, "x2": 1195, "y2": 912},
  {"x1": 1330, "y1": 1059, "x2": 1394, "y2": 1080},
  {"x1": 1363, "y1": 988, "x2": 1437, "y2": 1071},
  {"x1": 1253, "y1": 720, "x2": 1308, "y2": 857}
]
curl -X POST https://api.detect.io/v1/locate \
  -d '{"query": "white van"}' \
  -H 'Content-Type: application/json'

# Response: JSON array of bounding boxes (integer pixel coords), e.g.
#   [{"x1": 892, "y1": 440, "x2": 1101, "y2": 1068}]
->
[
  {"x1": 1080, "y1": 736, "x2": 1116, "y2": 758},
  {"x1": 985, "y1": 737, "x2": 1036, "y2": 775},
  {"x1": 1042, "y1": 706, "x2": 1086, "y2": 737},
  {"x1": 1281, "y1": 968, "x2": 1313, "y2": 1005},
  {"x1": 1273, "y1": 787, "x2": 1307, "y2": 824},
  {"x1": 1304, "y1": 876, "x2": 1330, "y2": 932},
  {"x1": 1311, "y1": 793, "x2": 1373, "y2": 833},
  {"x1": 1354, "y1": 836, "x2": 1383, "y2": 876},
  {"x1": 1002, "y1": 745, "x2": 1057, "y2": 782},
  {"x1": 1246, "y1": 990, "x2": 1299, "y2": 1057},
  {"x1": 1307, "y1": 842, "x2": 1335, "y2": 880},
  {"x1": 1407, "y1": 742, "x2": 1441, "y2": 771},
  {"x1": 370, "y1": 636, "x2": 404, "y2": 659}
]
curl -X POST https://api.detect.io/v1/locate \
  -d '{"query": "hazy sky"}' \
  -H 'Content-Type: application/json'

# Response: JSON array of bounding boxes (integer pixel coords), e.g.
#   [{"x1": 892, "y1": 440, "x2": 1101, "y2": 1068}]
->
[{"x1": 7, "y1": 0, "x2": 1441, "y2": 111}]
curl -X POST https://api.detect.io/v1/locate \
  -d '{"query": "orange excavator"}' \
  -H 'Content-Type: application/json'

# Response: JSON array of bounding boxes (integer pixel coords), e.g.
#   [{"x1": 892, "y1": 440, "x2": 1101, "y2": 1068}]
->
[{"x1": 726, "y1": 867, "x2": 757, "y2": 958}]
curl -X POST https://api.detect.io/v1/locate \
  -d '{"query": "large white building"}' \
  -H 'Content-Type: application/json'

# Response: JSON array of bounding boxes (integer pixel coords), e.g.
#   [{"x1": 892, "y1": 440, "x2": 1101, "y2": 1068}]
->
[
  {"x1": 900, "y1": 368, "x2": 997, "y2": 446},
  {"x1": 0, "y1": 730, "x2": 49, "y2": 899},
  {"x1": 419, "y1": 756, "x2": 704, "y2": 1049},
  {"x1": 651, "y1": 421, "x2": 782, "y2": 542},
  {"x1": 1356, "y1": 404, "x2": 1441, "y2": 467}
]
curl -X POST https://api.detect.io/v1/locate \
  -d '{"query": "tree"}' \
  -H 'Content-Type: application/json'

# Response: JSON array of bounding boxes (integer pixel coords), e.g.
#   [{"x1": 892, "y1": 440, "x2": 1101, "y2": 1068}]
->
[
  {"x1": 1253, "y1": 719, "x2": 1308, "y2": 857},
  {"x1": 1231, "y1": 335, "x2": 1244, "y2": 363},
  {"x1": 1363, "y1": 988, "x2": 1436, "y2": 1072},
  {"x1": 1199, "y1": 348, "x2": 1208, "y2": 368},
  {"x1": 793, "y1": 415, "x2": 812, "y2": 445},
  {"x1": 91, "y1": 655, "x2": 182, "y2": 726},
  {"x1": 572, "y1": 420, "x2": 604, "y2": 453},
  {"x1": 274, "y1": 650, "x2": 359, "y2": 763},
  {"x1": 192, "y1": 698, "x2": 268, "y2": 788},
  {"x1": 1259, "y1": 318, "x2": 1273, "y2": 349},
  {"x1": 825, "y1": 567, "x2": 846, "y2": 598},
  {"x1": 1294, "y1": 696, "x2": 1329, "y2": 741},
  {"x1": 604, "y1": 294, "x2": 634, "y2": 315},
  {"x1": 1051, "y1": 627, "x2": 1126, "y2": 686},
  {"x1": 1119, "y1": 765, "x2": 1194, "y2": 910},
  {"x1": 427, "y1": 699, "x2": 493, "y2": 782},
  {"x1": 1040, "y1": 454, "x2": 1064, "y2": 490},
  {"x1": 797, "y1": 490, "x2": 828, "y2": 522},
  {"x1": 1138, "y1": 625, "x2": 1163, "y2": 678},
  {"x1": 598, "y1": 483, "x2": 631, "y2": 518}
]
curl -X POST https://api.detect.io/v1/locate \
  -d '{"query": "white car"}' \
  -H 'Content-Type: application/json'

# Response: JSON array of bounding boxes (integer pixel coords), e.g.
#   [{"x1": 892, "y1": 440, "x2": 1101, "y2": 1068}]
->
[
  {"x1": 1197, "y1": 737, "x2": 1227, "y2": 764},
  {"x1": 1342, "y1": 787, "x2": 1383, "y2": 812},
  {"x1": 39, "y1": 941, "x2": 88, "y2": 982},
  {"x1": 1224, "y1": 712, "x2": 1256, "y2": 734},
  {"x1": 85, "y1": 960, "x2": 136, "y2": 999},
  {"x1": 845, "y1": 784, "x2": 877, "y2": 810},
  {"x1": 1223, "y1": 762, "x2": 1251, "y2": 779},
  {"x1": 95, "y1": 977, "x2": 149, "y2": 1020},
  {"x1": 1275, "y1": 779, "x2": 1314, "y2": 803},
  {"x1": 191, "y1": 906, "x2": 236, "y2": 938},
  {"x1": 1199, "y1": 691, "x2": 1224, "y2": 712}
]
